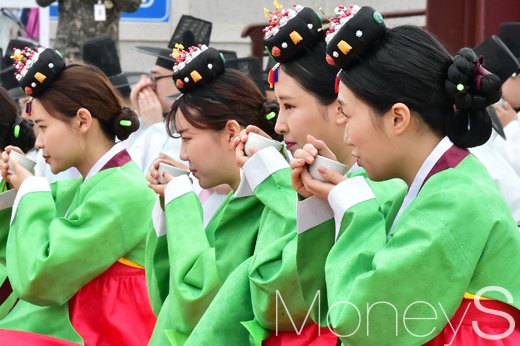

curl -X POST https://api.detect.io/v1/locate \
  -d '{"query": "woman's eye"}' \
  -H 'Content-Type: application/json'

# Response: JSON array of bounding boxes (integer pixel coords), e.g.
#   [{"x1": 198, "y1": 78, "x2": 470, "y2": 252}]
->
[{"x1": 284, "y1": 104, "x2": 294, "y2": 110}]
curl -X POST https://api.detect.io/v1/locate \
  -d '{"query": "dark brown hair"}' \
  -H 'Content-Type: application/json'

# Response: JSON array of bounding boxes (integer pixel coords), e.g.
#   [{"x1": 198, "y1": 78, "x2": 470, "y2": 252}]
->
[
  {"x1": 35, "y1": 64, "x2": 139, "y2": 140},
  {"x1": 167, "y1": 69, "x2": 281, "y2": 140},
  {"x1": 0, "y1": 86, "x2": 36, "y2": 152}
]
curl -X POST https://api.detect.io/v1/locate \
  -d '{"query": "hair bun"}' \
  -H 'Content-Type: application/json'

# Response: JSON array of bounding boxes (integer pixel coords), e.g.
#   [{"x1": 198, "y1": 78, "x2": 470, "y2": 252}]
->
[
  {"x1": 112, "y1": 107, "x2": 139, "y2": 140},
  {"x1": 445, "y1": 48, "x2": 502, "y2": 111},
  {"x1": 3, "y1": 117, "x2": 36, "y2": 153},
  {"x1": 445, "y1": 48, "x2": 500, "y2": 148}
]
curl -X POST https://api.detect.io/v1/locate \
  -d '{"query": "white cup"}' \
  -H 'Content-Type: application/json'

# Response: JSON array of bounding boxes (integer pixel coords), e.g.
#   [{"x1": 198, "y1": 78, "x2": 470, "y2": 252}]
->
[
  {"x1": 158, "y1": 162, "x2": 189, "y2": 184},
  {"x1": 8, "y1": 151, "x2": 36, "y2": 174},
  {"x1": 244, "y1": 132, "x2": 283, "y2": 157},
  {"x1": 308, "y1": 155, "x2": 348, "y2": 182}
]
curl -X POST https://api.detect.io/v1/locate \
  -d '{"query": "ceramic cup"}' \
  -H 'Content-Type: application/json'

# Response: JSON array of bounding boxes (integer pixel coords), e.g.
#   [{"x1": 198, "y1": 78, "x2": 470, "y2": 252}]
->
[
  {"x1": 158, "y1": 162, "x2": 190, "y2": 184},
  {"x1": 244, "y1": 132, "x2": 283, "y2": 157},
  {"x1": 308, "y1": 155, "x2": 348, "y2": 182},
  {"x1": 8, "y1": 151, "x2": 36, "y2": 174}
]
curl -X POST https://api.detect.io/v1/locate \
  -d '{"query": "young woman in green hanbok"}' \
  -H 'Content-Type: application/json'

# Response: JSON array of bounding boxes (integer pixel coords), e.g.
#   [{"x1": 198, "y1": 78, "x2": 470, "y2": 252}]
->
[
  {"x1": 0, "y1": 85, "x2": 36, "y2": 319},
  {"x1": 0, "y1": 47, "x2": 156, "y2": 345},
  {"x1": 145, "y1": 45, "x2": 295, "y2": 346},
  {"x1": 187, "y1": 5, "x2": 405, "y2": 346},
  {"x1": 292, "y1": 5, "x2": 520, "y2": 345}
]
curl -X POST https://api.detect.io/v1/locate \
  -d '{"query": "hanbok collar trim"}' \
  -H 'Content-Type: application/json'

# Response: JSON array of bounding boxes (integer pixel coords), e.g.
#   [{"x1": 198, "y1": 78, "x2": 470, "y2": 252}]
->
[
  {"x1": 84, "y1": 142, "x2": 128, "y2": 181},
  {"x1": 389, "y1": 137, "x2": 469, "y2": 236}
]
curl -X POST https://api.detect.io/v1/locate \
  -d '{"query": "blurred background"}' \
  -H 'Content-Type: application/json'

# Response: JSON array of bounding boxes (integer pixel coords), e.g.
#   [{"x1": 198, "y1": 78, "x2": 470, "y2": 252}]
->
[{"x1": 1, "y1": 0, "x2": 519, "y2": 74}]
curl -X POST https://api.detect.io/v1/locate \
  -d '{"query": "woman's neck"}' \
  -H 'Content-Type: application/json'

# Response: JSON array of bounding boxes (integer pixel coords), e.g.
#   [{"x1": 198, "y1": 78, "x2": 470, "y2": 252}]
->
[
  {"x1": 76, "y1": 139, "x2": 114, "y2": 177},
  {"x1": 400, "y1": 133, "x2": 443, "y2": 187},
  {"x1": 228, "y1": 169, "x2": 242, "y2": 192}
]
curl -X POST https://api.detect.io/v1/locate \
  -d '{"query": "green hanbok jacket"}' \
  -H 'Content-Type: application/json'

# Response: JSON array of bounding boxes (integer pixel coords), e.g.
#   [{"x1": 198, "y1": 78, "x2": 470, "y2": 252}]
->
[
  {"x1": 147, "y1": 146, "x2": 297, "y2": 345},
  {"x1": 0, "y1": 145, "x2": 156, "y2": 344},
  {"x1": 297, "y1": 138, "x2": 520, "y2": 345}
]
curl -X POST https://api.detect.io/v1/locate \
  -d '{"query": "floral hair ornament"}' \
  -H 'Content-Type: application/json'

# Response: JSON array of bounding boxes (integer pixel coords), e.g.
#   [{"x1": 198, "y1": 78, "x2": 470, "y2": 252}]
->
[
  {"x1": 263, "y1": 2, "x2": 323, "y2": 63},
  {"x1": 11, "y1": 47, "x2": 66, "y2": 97},
  {"x1": 170, "y1": 44, "x2": 226, "y2": 93},
  {"x1": 325, "y1": 5, "x2": 386, "y2": 68}
]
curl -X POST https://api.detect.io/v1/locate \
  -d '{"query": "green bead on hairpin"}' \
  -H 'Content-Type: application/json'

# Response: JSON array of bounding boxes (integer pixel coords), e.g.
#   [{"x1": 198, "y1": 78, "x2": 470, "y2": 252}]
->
[
  {"x1": 119, "y1": 120, "x2": 132, "y2": 127},
  {"x1": 265, "y1": 111, "x2": 276, "y2": 120},
  {"x1": 13, "y1": 125, "x2": 20, "y2": 139}
]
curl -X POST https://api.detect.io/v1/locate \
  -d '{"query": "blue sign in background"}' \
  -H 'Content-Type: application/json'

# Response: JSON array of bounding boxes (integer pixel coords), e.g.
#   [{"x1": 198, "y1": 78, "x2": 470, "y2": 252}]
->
[{"x1": 49, "y1": 0, "x2": 170, "y2": 23}]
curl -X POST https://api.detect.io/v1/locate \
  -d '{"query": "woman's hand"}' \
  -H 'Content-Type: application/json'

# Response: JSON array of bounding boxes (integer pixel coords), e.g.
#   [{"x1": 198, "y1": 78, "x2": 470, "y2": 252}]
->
[
  {"x1": 1, "y1": 146, "x2": 33, "y2": 191},
  {"x1": 289, "y1": 135, "x2": 345, "y2": 200},
  {"x1": 147, "y1": 154, "x2": 188, "y2": 196},
  {"x1": 299, "y1": 134, "x2": 338, "y2": 166},
  {"x1": 290, "y1": 150, "x2": 312, "y2": 199},
  {"x1": 234, "y1": 125, "x2": 273, "y2": 168},
  {"x1": 300, "y1": 162, "x2": 346, "y2": 200},
  {"x1": 137, "y1": 87, "x2": 163, "y2": 128}
]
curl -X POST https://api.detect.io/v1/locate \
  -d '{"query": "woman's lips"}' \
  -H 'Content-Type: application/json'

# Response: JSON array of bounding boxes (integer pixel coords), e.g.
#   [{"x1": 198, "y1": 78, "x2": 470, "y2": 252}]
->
[{"x1": 284, "y1": 141, "x2": 296, "y2": 150}]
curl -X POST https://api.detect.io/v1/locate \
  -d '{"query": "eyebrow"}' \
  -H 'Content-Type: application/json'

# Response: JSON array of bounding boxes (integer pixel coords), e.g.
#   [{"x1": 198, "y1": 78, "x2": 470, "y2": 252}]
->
[
  {"x1": 33, "y1": 119, "x2": 43, "y2": 124},
  {"x1": 277, "y1": 95, "x2": 294, "y2": 101}
]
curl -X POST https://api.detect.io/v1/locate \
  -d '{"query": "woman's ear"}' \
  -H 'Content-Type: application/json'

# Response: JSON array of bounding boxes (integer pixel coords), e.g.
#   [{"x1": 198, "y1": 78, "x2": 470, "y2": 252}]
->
[
  {"x1": 385, "y1": 102, "x2": 411, "y2": 136},
  {"x1": 224, "y1": 120, "x2": 241, "y2": 143},
  {"x1": 330, "y1": 101, "x2": 347, "y2": 125},
  {"x1": 75, "y1": 108, "x2": 93, "y2": 134}
]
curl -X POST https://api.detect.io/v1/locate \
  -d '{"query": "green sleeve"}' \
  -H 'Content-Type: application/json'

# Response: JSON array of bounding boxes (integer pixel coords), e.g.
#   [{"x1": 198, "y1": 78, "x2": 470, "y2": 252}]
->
[
  {"x1": 163, "y1": 191, "x2": 221, "y2": 340},
  {"x1": 145, "y1": 223, "x2": 170, "y2": 315},
  {"x1": 6, "y1": 176, "x2": 153, "y2": 306},
  {"x1": 211, "y1": 194, "x2": 263, "y2": 281},
  {"x1": 248, "y1": 168, "x2": 305, "y2": 331},
  {"x1": 0, "y1": 178, "x2": 79, "y2": 265},
  {"x1": 250, "y1": 167, "x2": 297, "y2": 250},
  {"x1": 0, "y1": 208, "x2": 11, "y2": 264},
  {"x1": 325, "y1": 191, "x2": 487, "y2": 345},
  {"x1": 365, "y1": 178, "x2": 407, "y2": 230},
  {"x1": 296, "y1": 218, "x2": 335, "y2": 327},
  {"x1": 185, "y1": 258, "x2": 255, "y2": 346}
]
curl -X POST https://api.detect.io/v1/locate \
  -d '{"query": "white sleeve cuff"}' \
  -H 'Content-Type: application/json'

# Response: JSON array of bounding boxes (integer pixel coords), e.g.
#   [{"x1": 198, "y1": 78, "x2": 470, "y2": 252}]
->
[
  {"x1": 152, "y1": 198, "x2": 166, "y2": 237},
  {"x1": 0, "y1": 190, "x2": 17, "y2": 211},
  {"x1": 328, "y1": 176, "x2": 376, "y2": 238},
  {"x1": 164, "y1": 174, "x2": 194, "y2": 206},
  {"x1": 233, "y1": 170, "x2": 254, "y2": 198},
  {"x1": 242, "y1": 146, "x2": 289, "y2": 191},
  {"x1": 297, "y1": 196, "x2": 333, "y2": 234},
  {"x1": 11, "y1": 176, "x2": 51, "y2": 224}
]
